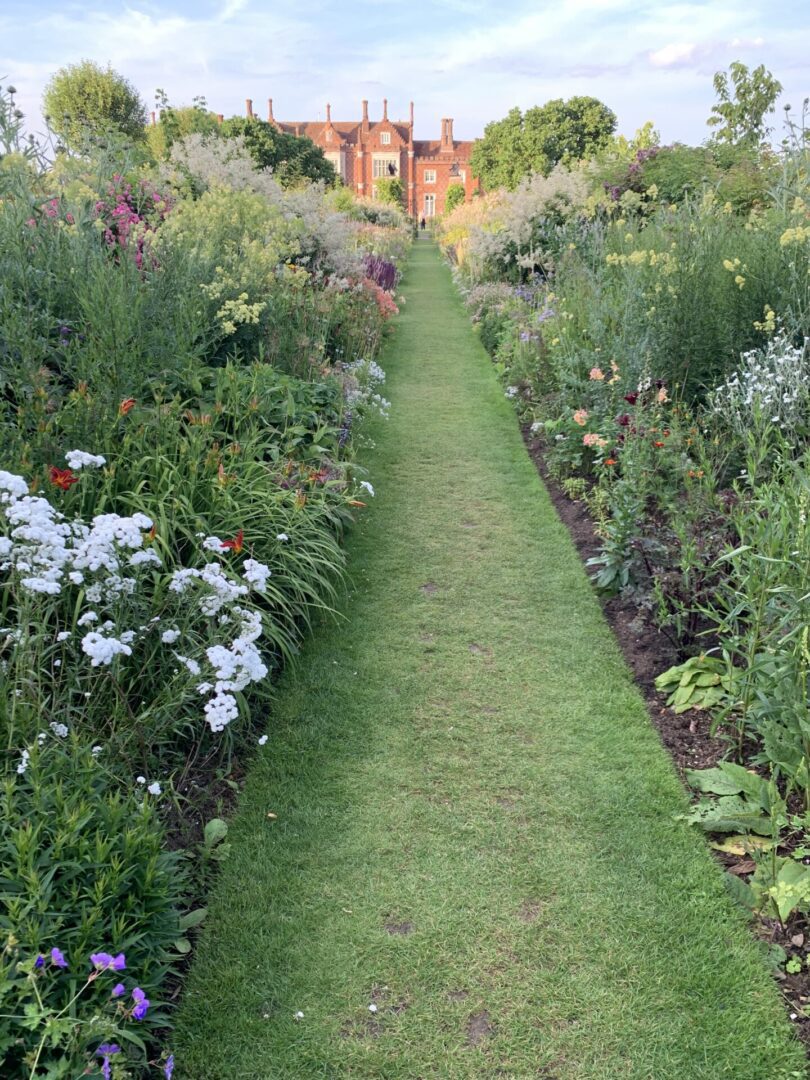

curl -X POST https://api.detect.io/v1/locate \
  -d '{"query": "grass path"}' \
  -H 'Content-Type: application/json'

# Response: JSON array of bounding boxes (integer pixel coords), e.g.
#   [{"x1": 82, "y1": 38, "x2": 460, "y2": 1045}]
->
[{"x1": 175, "y1": 240, "x2": 803, "y2": 1079}]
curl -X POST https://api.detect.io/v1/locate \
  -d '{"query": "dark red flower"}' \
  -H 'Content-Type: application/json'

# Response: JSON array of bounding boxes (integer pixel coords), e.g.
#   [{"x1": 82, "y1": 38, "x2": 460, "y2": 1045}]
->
[
  {"x1": 48, "y1": 466, "x2": 79, "y2": 491},
  {"x1": 624, "y1": 392, "x2": 638, "y2": 405},
  {"x1": 221, "y1": 529, "x2": 244, "y2": 554}
]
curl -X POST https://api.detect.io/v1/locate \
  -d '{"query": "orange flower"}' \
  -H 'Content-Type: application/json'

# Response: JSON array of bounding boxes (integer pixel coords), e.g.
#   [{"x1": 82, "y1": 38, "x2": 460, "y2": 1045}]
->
[
  {"x1": 146, "y1": 523, "x2": 157, "y2": 542},
  {"x1": 573, "y1": 409, "x2": 589, "y2": 426},
  {"x1": 348, "y1": 499, "x2": 367, "y2": 508},
  {"x1": 221, "y1": 529, "x2": 244, "y2": 553},
  {"x1": 687, "y1": 468, "x2": 705, "y2": 479},
  {"x1": 48, "y1": 465, "x2": 79, "y2": 491},
  {"x1": 604, "y1": 458, "x2": 618, "y2": 466},
  {"x1": 653, "y1": 441, "x2": 665, "y2": 448},
  {"x1": 118, "y1": 398, "x2": 136, "y2": 416}
]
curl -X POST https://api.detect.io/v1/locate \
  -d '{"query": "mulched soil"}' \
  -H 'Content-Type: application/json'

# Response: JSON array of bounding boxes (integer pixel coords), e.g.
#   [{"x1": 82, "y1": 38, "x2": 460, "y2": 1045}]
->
[{"x1": 522, "y1": 425, "x2": 810, "y2": 1050}]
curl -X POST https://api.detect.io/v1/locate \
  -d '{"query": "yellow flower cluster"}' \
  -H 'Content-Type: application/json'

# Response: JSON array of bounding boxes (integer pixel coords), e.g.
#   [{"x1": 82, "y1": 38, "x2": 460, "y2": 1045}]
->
[
  {"x1": 606, "y1": 249, "x2": 678, "y2": 274},
  {"x1": 753, "y1": 304, "x2": 777, "y2": 333},
  {"x1": 722, "y1": 256, "x2": 748, "y2": 289},
  {"x1": 780, "y1": 225, "x2": 810, "y2": 247},
  {"x1": 214, "y1": 294, "x2": 266, "y2": 337}
]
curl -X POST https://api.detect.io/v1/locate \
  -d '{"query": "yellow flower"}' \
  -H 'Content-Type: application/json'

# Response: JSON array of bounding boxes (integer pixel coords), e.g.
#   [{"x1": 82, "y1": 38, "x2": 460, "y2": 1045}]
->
[{"x1": 735, "y1": 275, "x2": 746, "y2": 289}]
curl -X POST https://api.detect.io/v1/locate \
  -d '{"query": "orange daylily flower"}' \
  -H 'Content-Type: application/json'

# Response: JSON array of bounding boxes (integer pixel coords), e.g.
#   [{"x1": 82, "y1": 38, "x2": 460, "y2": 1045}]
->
[
  {"x1": 348, "y1": 499, "x2": 367, "y2": 508},
  {"x1": 604, "y1": 458, "x2": 618, "y2": 466},
  {"x1": 48, "y1": 466, "x2": 79, "y2": 491},
  {"x1": 221, "y1": 529, "x2": 244, "y2": 554},
  {"x1": 119, "y1": 397, "x2": 136, "y2": 416}
]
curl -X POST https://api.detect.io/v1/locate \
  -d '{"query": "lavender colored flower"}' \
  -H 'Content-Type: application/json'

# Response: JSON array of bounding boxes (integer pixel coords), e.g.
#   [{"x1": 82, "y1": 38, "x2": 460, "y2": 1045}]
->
[
  {"x1": 91, "y1": 951, "x2": 126, "y2": 972},
  {"x1": 131, "y1": 986, "x2": 150, "y2": 1020},
  {"x1": 96, "y1": 1044, "x2": 121, "y2": 1080},
  {"x1": 34, "y1": 955, "x2": 44, "y2": 969},
  {"x1": 164, "y1": 1053, "x2": 175, "y2": 1079},
  {"x1": 50, "y1": 947, "x2": 67, "y2": 968},
  {"x1": 112, "y1": 982, "x2": 125, "y2": 998}
]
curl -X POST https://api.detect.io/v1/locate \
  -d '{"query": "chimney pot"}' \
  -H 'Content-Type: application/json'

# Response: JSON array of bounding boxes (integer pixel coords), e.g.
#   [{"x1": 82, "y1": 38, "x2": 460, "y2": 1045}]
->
[
  {"x1": 268, "y1": 98, "x2": 274, "y2": 121},
  {"x1": 362, "y1": 99, "x2": 369, "y2": 125},
  {"x1": 246, "y1": 98, "x2": 253, "y2": 118}
]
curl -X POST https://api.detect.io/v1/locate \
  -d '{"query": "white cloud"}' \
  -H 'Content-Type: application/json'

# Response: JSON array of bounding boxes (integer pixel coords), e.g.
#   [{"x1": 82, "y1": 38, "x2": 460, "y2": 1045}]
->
[{"x1": 649, "y1": 42, "x2": 697, "y2": 68}]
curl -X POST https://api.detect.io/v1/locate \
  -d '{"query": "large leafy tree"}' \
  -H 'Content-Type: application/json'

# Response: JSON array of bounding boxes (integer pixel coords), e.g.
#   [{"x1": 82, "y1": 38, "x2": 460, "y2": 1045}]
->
[
  {"x1": 707, "y1": 62, "x2": 783, "y2": 147},
  {"x1": 471, "y1": 97, "x2": 616, "y2": 190},
  {"x1": 43, "y1": 60, "x2": 147, "y2": 149},
  {"x1": 220, "y1": 117, "x2": 336, "y2": 187}
]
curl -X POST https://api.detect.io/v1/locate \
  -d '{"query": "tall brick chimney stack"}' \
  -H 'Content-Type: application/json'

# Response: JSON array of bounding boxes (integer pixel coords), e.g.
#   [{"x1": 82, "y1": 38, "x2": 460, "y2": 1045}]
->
[
  {"x1": 246, "y1": 98, "x2": 253, "y2": 118},
  {"x1": 441, "y1": 117, "x2": 454, "y2": 150},
  {"x1": 383, "y1": 98, "x2": 388, "y2": 121},
  {"x1": 362, "y1": 99, "x2": 369, "y2": 133},
  {"x1": 326, "y1": 102, "x2": 331, "y2": 122},
  {"x1": 150, "y1": 111, "x2": 156, "y2": 126},
  {"x1": 267, "y1": 98, "x2": 274, "y2": 122}
]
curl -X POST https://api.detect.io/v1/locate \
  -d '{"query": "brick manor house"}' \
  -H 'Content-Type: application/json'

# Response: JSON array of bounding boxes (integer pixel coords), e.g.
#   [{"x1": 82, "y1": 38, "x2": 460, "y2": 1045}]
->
[{"x1": 246, "y1": 97, "x2": 479, "y2": 217}]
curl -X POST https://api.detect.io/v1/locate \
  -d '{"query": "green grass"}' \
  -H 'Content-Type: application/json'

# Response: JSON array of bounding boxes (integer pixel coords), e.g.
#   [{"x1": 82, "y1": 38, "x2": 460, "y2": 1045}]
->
[{"x1": 174, "y1": 240, "x2": 804, "y2": 1079}]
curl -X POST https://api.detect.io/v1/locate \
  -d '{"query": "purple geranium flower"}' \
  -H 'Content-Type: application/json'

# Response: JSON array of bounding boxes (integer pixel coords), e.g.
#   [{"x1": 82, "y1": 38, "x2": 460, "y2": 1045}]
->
[
  {"x1": 96, "y1": 1043, "x2": 121, "y2": 1080},
  {"x1": 164, "y1": 1053, "x2": 175, "y2": 1079},
  {"x1": 50, "y1": 947, "x2": 68, "y2": 969},
  {"x1": 112, "y1": 982, "x2": 125, "y2": 998},
  {"x1": 34, "y1": 955, "x2": 45, "y2": 970},
  {"x1": 91, "y1": 951, "x2": 126, "y2": 972},
  {"x1": 131, "y1": 986, "x2": 150, "y2": 1020}
]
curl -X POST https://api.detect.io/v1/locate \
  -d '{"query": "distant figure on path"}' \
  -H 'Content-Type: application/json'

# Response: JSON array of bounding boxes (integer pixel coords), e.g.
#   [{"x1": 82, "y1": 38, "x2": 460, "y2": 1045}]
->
[{"x1": 420, "y1": 216, "x2": 426, "y2": 231}]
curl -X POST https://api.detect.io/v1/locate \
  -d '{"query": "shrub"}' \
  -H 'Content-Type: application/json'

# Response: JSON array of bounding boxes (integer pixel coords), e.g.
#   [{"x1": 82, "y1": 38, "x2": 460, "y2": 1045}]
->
[{"x1": 43, "y1": 61, "x2": 147, "y2": 150}]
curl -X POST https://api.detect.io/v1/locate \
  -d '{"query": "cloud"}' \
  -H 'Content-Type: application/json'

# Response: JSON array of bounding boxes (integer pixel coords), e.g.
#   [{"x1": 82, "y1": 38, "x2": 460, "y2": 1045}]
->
[{"x1": 649, "y1": 42, "x2": 698, "y2": 68}]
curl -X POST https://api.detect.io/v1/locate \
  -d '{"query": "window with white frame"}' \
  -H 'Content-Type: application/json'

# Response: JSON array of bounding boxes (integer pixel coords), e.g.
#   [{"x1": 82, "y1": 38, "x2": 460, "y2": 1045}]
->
[
  {"x1": 373, "y1": 155, "x2": 398, "y2": 178},
  {"x1": 424, "y1": 169, "x2": 436, "y2": 184},
  {"x1": 380, "y1": 131, "x2": 391, "y2": 145},
  {"x1": 424, "y1": 193, "x2": 435, "y2": 217}
]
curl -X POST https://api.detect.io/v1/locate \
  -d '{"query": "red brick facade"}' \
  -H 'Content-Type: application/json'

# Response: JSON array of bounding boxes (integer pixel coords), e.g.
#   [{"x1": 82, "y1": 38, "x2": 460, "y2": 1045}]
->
[{"x1": 258, "y1": 97, "x2": 479, "y2": 217}]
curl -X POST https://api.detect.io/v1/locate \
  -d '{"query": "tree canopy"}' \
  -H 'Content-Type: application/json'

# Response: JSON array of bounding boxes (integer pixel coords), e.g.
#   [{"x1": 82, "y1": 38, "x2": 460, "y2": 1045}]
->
[
  {"x1": 43, "y1": 60, "x2": 147, "y2": 149},
  {"x1": 220, "y1": 117, "x2": 336, "y2": 187},
  {"x1": 471, "y1": 97, "x2": 617, "y2": 190},
  {"x1": 707, "y1": 62, "x2": 783, "y2": 147}
]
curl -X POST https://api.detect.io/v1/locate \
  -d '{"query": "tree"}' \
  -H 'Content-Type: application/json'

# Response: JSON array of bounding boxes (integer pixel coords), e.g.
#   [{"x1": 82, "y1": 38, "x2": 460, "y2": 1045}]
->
[
  {"x1": 471, "y1": 97, "x2": 616, "y2": 190},
  {"x1": 43, "y1": 60, "x2": 147, "y2": 149},
  {"x1": 146, "y1": 91, "x2": 220, "y2": 160},
  {"x1": 374, "y1": 176, "x2": 404, "y2": 206},
  {"x1": 220, "y1": 116, "x2": 335, "y2": 187},
  {"x1": 444, "y1": 183, "x2": 466, "y2": 213},
  {"x1": 707, "y1": 62, "x2": 783, "y2": 147}
]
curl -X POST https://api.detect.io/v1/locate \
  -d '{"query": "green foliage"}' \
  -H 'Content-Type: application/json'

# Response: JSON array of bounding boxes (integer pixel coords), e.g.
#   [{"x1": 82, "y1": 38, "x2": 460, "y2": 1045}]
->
[
  {"x1": 43, "y1": 61, "x2": 147, "y2": 150},
  {"x1": 146, "y1": 92, "x2": 220, "y2": 160},
  {"x1": 0, "y1": 742, "x2": 185, "y2": 1076},
  {"x1": 655, "y1": 655, "x2": 738, "y2": 714},
  {"x1": 708, "y1": 62, "x2": 784, "y2": 148},
  {"x1": 471, "y1": 97, "x2": 616, "y2": 189},
  {"x1": 373, "y1": 176, "x2": 404, "y2": 207},
  {"x1": 444, "y1": 183, "x2": 466, "y2": 214},
  {"x1": 220, "y1": 116, "x2": 336, "y2": 187}
]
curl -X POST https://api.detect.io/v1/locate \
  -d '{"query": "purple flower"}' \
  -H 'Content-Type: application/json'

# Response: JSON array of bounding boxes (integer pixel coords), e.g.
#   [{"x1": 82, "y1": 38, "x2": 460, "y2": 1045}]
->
[
  {"x1": 91, "y1": 951, "x2": 126, "y2": 972},
  {"x1": 131, "y1": 986, "x2": 150, "y2": 1020},
  {"x1": 34, "y1": 955, "x2": 45, "y2": 970},
  {"x1": 96, "y1": 1044, "x2": 121, "y2": 1080},
  {"x1": 50, "y1": 947, "x2": 68, "y2": 968},
  {"x1": 112, "y1": 982, "x2": 125, "y2": 998},
  {"x1": 164, "y1": 1053, "x2": 175, "y2": 1079}
]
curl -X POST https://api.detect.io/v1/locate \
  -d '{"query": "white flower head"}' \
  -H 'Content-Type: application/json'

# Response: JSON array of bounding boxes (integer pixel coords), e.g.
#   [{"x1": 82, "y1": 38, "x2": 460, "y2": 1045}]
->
[
  {"x1": 276, "y1": 533, "x2": 289, "y2": 542},
  {"x1": 258, "y1": 734, "x2": 269, "y2": 746},
  {"x1": 147, "y1": 781, "x2": 162, "y2": 796},
  {"x1": 359, "y1": 481, "x2": 375, "y2": 497},
  {"x1": 65, "y1": 450, "x2": 106, "y2": 471}
]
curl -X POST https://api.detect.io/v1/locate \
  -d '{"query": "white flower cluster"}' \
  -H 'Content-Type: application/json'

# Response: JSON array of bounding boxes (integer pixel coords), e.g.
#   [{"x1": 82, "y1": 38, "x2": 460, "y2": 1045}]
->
[
  {"x1": 711, "y1": 333, "x2": 810, "y2": 434},
  {"x1": 343, "y1": 358, "x2": 391, "y2": 418},
  {"x1": 1, "y1": 462, "x2": 275, "y2": 737},
  {"x1": 64, "y1": 450, "x2": 106, "y2": 471}
]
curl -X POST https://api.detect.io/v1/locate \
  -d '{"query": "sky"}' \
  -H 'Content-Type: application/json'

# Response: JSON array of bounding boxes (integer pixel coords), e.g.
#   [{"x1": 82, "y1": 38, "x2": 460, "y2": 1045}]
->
[{"x1": 1, "y1": 0, "x2": 808, "y2": 146}]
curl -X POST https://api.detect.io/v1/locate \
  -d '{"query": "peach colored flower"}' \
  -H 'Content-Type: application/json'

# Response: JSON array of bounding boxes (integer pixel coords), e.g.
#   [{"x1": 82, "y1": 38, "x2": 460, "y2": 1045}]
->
[
  {"x1": 657, "y1": 386, "x2": 668, "y2": 404},
  {"x1": 583, "y1": 433, "x2": 608, "y2": 448},
  {"x1": 573, "y1": 409, "x2": 589, "y2": 426},
  {"x1": 589, "y1": 367, "x2": 605, "y2": 381}
]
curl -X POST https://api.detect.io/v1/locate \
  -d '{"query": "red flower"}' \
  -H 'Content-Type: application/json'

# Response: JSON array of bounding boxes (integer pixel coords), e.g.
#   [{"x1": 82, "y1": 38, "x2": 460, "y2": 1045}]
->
[
  {"x1": 604, "y1": 458, "x2": 618, "y2": 466},
  {"x1": 221, "y1": 529, "x2": 244, "y2": 554},
  {"x1": 653, "y1": 441, "x2": 665, "y2": 448},
  {"x1": 48, "y1": 466, "x2": 79, "y2": 491},
  {"x1": 624, "y1": 392, "x2": 638, "y2": 405},
  {"x1": 119, "y1": 398, "x2": 136, "y2": 416}
]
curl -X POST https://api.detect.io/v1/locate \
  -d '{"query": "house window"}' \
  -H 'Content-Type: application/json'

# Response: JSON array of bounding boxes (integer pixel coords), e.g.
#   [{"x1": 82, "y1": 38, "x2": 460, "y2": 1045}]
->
[
  {"x1": 458, "y1": 169, "x2": 466, "y2": 183},
  {"x1": 373, "y1": 155, "x2": 398, "y2": 178},
  {"x1": 424, "y1": 193, "x2": 435, "y2": 217},
  {"x1": 380, "y1": 131, "x2": 391, "y2": 145},
  {"x1": 424, "y1": 169, "x2": 436, "y2": 184}
]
